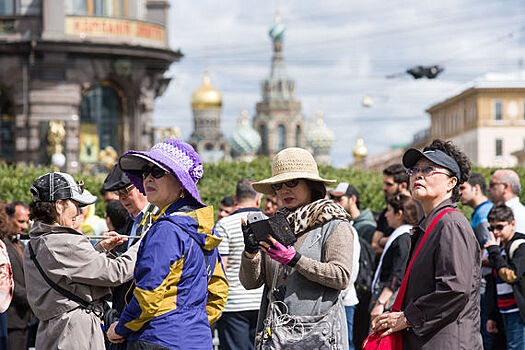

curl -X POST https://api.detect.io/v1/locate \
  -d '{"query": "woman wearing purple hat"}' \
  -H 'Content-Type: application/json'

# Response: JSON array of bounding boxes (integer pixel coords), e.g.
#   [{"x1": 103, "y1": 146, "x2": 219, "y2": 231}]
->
[
  {"x1": 107, "y1": 139, "x2": 228, "y2": 350},
  {"x1": 372, "y1": 139, "x2": 481, "y2": 349}
]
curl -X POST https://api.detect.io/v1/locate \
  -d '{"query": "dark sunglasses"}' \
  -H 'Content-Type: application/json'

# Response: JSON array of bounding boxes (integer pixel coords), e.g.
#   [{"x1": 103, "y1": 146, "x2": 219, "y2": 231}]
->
[
  {"x1": 406, "y1": 166, "x2": 451, "y2": 177},
  {"x1": 142, "y1": 165, "x2": 167, "y2": 180},
  {"x1": 270, "y1": 179, "x2": 300, "y2": 191},
  {"x1": 489, "y1": 224, "x2": 507, "y2": 232}
]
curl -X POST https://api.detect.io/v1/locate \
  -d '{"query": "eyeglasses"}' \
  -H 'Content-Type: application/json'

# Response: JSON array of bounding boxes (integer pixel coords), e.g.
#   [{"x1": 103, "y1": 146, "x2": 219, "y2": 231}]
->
[
  {"x1": 142, "y1": 165, "x2": 167, "y2": 180},
  {"x1": 270, "y1": 179, "x2": 300, "y2": 191},
  {"x1": 406, "y1": 166, "x2": 451, "y2": 178},
  {"x1": 489, "y1": 223, "x2": 508, "y2": 232},
  {"x1": 116, "y1": 184, "x2": 135, "y2": 198},
  {"x1": 50, "y1": 180, "x2": 84, "y2": 197},
  {"x1": 489, "y1": 182, "x2": 506, "y2": 188},
  {"x1": 330, "y1": 194, "x2": 344, "y2": 202}
]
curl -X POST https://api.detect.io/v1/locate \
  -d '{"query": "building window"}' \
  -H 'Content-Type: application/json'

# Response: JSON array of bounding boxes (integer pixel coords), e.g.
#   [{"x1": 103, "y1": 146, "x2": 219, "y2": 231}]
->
[
  {"x1": 259, "y1": 124, "x2": 267, "y2": 154},
  {"x1": 295, "y1": 125, "x2": 301, "y2": 147},
  {"x1": 0, "y1": 89, "x2": 14, "y2": 161},
  {"x1": 522, "y1": 100, "x2": 525, "y2": 120},
  {"x1": 71, "y1": 0, "x2": 129, "y2": 17},
  {"x1": 0, "y1": 0, "x2": 17, "y2": 15},
  {"x1": 494, "y1": 100, "x2": 503, "y2": 121},
  {"x1": 495, "y1": 139, "x2": 503, "y2": 157},
  {"x1": 79, "y1": 84, "x2": 122, "y2": 162},
  {"x1": 277, "y1": 125, "x2": 286, "y2": 150}
]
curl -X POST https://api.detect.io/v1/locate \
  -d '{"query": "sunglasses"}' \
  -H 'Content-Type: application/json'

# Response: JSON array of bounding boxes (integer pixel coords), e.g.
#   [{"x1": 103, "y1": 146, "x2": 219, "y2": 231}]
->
[
  {"x1": 489, "y1": 224, "x2": 508, "y2": 232},
  {"x1": 142, "y1": 165, "x2": 167, "y2": 180},
  {"x1": 406, "y1": 166, "x2": 451, "y2": 178},
  {"x1": 270, "y1": 179, "x2": 300, "y2": 191},
  {"x1": 116, "y1": 184, "x2": 135, "y2": 198}
]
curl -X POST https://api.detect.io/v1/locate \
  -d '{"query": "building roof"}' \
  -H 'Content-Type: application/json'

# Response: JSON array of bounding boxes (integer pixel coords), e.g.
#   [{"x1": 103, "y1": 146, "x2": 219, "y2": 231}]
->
[{"x1": 427, "y1": 71, "x2": 525, "y2": 112}]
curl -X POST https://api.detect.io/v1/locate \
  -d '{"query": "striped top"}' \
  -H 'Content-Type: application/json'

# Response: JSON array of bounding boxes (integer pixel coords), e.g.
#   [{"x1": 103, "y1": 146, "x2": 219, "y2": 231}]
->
[
  {"x1": 216, "y1": 208, "x2": 264, "y2": 312},
  {"x1": 494, "y1": 249, "x2": 519, "y2": 314}
]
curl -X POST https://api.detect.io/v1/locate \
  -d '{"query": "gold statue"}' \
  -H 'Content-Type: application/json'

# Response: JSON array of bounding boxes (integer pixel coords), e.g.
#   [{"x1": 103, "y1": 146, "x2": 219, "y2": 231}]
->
[{"x1": 47, "y1": 121, "x2": 66, "y2": 156}]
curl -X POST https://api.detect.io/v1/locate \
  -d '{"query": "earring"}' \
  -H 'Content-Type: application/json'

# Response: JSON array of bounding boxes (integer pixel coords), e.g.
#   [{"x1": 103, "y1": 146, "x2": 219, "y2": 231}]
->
[{"x1": 179, "y1": 191, "x2": 186, "y2": 199}]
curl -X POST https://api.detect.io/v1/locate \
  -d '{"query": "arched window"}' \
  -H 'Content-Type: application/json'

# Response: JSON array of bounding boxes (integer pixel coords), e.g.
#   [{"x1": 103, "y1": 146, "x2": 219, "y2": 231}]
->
[
  {"x1": 79, "y1": 84, "x2": 122, "y2": 162},
  {"x1": 278, "y1": 125, "x2": 286, "y2": 150},
  {"x1": 259, "y1": 124, "x2": 268, "y2": 154},
  {"x1": 295, "y1": 125, "x2": 302, "y2": 147},
  {"x1": 0, "y1": 89, "x2": 14, "y2": 161}
]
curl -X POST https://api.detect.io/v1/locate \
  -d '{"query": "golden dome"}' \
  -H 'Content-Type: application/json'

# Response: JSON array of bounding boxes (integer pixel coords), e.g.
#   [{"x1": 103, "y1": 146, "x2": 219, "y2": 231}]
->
[
  {"x1": 353, "y1": 137, "x2": 368, "y2": 162},
  {"x1": 191, "y1": 71, "x2": 222, "y2": 110}
]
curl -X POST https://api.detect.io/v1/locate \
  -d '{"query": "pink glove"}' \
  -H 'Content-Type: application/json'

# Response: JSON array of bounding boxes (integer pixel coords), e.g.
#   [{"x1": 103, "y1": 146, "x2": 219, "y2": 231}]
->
[{"x1": 267, "y1": 241, "x2": 300, "y2": 266}]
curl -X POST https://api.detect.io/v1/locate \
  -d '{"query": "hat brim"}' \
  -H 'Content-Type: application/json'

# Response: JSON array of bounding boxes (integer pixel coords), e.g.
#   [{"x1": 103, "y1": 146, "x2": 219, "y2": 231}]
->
[
  {"x1": 402, "y1": 148, "x2": 426, "y2": 169},
  {"x1": 252, "y1": 172, "x2": 335, "y2": 195},
  {"x1": 71, "y1": 191, "x2": 97, "y2": 207},
  {"x1": 119, "y1": 151, "x2": 204, "y2": 206},
  {"x1": 402, "y1": 148, "x2": 461, "y2": 178}
]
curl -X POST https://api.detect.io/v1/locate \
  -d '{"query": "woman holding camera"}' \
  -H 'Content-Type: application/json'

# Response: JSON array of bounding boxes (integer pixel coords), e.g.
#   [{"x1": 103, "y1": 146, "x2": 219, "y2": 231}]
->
[
  {"x1": 24, "y1": 172, "x2": 138, "y2": 350},
  {"x1": 239, "y1": 147, "x2": 354, "y2": 349}
]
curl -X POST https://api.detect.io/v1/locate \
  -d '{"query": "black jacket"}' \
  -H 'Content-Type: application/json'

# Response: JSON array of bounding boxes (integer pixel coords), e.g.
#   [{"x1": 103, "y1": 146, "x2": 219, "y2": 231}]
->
[
  {"x1": 487, "y1": 231, "x2": 525, "y2": 323},
  {"x1": 401, "y1": 199, "x2": 482, "y2": 349}
]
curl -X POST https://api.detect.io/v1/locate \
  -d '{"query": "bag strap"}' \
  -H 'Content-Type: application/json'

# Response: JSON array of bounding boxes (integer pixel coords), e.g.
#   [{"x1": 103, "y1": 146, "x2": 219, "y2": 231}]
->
[
  {"x1": 391, "y1": 208, "x2": 458, "y2": 312},
  {"x1": 509, "y1": 239, "x2": 525, "y2": 260},
  {"x1": 28, "y1": 242, "x2": 102, "y2": 317}
]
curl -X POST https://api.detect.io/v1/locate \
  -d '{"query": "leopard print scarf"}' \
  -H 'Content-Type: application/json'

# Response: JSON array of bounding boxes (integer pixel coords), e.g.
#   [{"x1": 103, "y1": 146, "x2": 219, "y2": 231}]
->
[{"x1": 283, "y1": 199, "x2": 352, "y2": 237}]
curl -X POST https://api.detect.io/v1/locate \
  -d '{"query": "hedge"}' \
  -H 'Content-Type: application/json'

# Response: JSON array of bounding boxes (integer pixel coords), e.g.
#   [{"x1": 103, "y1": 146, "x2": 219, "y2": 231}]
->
[{"x1": 1, "y1": 160, "x2": 525, "y2": 220}]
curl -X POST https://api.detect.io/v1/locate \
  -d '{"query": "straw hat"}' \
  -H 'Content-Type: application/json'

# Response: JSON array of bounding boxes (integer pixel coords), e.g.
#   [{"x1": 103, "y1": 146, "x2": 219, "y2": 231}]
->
[{"x1": 252, "y1": 147, "x2": 335, "y2": 195}]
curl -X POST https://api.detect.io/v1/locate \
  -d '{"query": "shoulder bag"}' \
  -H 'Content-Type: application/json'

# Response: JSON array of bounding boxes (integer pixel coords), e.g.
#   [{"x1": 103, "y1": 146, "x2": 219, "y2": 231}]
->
[{"x1": 362, "y1": 208, "x2": 458, "y2": 350}]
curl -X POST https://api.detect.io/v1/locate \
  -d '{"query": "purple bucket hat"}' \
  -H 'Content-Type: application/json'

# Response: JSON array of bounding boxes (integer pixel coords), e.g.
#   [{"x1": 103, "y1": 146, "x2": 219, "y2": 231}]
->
[{"x1": 118, "y1": 139, "x2": 205, "y2": 206}]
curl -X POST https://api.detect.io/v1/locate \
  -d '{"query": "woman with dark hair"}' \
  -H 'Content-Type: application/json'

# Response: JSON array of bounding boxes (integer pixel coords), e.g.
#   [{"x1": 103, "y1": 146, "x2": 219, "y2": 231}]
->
[
  {"x1": 23, "y1": 172, "x2": 138, "y2": 350},
  {"x1": 239, "y1": 147, "x2": 355, "y2": 349},
  {"x1": 369, "y1": 194, "x2": 418, "y2": 321},
  {"x1": 372, "y1": 139, "x2": 482, "y2": 349}
]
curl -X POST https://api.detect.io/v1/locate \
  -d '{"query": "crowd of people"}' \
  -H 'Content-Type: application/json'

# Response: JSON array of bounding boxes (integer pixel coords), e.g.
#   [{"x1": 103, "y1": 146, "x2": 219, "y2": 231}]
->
[{"x1": 0, "y1": 137, "x2": 522, "y2": 349}]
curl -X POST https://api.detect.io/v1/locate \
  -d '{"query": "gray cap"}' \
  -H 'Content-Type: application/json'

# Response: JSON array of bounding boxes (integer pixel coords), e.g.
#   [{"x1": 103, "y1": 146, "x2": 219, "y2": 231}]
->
[
  {"x1": 31, "y1": 172, "x2": 97, "y2": 207},
  {"x1": 402, "y1": 148, "x2": 461, "y2": 179}
]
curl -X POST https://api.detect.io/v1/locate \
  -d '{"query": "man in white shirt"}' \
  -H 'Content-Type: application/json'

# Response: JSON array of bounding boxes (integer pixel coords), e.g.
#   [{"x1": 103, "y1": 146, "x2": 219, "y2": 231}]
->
[
  {"x1": 215, "y1": 179, "x2": 265, "y2": 350},
  {"x1": 488, "y1": 169, "x2": 525, "y2": 232}
]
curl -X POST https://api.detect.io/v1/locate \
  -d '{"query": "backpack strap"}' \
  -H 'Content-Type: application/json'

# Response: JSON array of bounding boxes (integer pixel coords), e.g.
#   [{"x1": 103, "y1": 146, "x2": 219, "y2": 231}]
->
[
  {"x1": 28, "y1": 242, "x2": 103, "y2": 317},
  {"x1": 509, "y1": 239, "x2": 525, "y2": 259},
  {"x1": 391, "y1": 208, "x2": 459, "y2": 312}
]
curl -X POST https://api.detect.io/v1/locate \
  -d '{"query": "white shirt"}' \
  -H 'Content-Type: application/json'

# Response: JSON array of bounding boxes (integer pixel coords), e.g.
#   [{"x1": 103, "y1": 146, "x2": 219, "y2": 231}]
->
[
  {"x1": 342, "y1": 225, "x2": 361, "y2": 306},
  {"x1": 506, "y1": 197, "x2": 525, "y2": 233}
]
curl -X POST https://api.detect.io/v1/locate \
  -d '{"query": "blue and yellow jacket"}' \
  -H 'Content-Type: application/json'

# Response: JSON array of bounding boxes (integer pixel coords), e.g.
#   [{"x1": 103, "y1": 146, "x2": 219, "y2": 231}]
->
[{"x1": 115, "y1": 197, "x2": 228, "y2": 348}]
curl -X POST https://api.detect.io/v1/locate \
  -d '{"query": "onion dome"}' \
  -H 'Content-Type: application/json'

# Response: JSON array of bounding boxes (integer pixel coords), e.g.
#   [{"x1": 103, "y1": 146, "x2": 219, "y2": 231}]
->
[
  {"x1": 353, "y1": 137, "x2": 368, "y2": 162},
  {"x1": 269, "y1": 12, "x2": 286, "y2": 42},
  {"x1": 306, "y1": 110, "x2": 334, "y2": 151},
  {"x1": 191, "y1": 70, "x2": 222, "y2": 110},
  {"x1": 231, "y1": 110, "x2": 261, "y2": 155}
]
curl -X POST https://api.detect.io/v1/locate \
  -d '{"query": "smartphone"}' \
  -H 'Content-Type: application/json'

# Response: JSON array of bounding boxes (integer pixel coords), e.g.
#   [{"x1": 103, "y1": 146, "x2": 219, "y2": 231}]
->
[{"x1": 246, "y1": 212, "x2": 272, "y2": 243}]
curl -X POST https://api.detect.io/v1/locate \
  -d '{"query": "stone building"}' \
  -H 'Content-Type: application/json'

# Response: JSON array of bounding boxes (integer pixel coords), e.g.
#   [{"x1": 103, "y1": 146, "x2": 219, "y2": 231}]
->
[
  {"x1": 189, "y1": 70, "x2": 230, "y2": 163},
  {"x1": 252, "y1": 12, "x2": 305, "y2": 157},
  {"x1": 425, "y1": 74, "x2": 525, "y2": 167},
  {"x1": 0, "y1": 0, "x2": 180, "y2": 172}
]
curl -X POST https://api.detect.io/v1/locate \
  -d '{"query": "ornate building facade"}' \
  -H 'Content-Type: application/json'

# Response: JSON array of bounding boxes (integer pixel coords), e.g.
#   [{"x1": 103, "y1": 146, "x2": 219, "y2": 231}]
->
[
  {"x1": 189, "y1": 71, "x2": 230, "y2": 163},
  {"x1": 0, "y1": 0, "x2": 179, "y2": 172},
  {"x1": 252, "y1": 12, "x2": 306, "y2": 157}
]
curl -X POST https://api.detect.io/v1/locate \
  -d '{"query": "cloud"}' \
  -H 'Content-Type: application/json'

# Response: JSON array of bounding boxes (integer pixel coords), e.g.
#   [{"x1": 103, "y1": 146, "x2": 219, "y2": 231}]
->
[{"x1": 156, "y1": 0, "x2": 525, "y2": 167}]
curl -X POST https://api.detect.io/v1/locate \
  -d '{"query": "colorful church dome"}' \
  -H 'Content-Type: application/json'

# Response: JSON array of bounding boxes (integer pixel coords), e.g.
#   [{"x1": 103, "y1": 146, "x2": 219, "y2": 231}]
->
[
  {"x1": 306, "y1": 111, "x2": 334, "y2": 151},
  {"x1": 231, "y1": 110, "x2": 261, "y2": 155},
  {"x1": 191, "y1": 70, "x2": 222, "y2": 110},
  {"x1": 353, "y1": 137, "x2": 368, "y2": 162}
]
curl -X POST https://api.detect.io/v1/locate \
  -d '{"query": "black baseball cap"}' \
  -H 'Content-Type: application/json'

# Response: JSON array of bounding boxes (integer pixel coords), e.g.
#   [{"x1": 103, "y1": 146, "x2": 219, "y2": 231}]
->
[
  {"x1": 403, "y1": 148, "x2": 461, "y2": 179},
  {"x1": 31, "y1": 172, "x2": 97, "y2": 207},
  {"x1": 102, "y1": 164, "x2": 131, "y2": 192}
]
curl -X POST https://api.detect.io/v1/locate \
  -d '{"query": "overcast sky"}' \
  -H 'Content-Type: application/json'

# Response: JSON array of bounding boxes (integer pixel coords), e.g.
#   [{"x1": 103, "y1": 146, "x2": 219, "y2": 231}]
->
[{"x1": 153, "y1": 0, "x2": 525, "y2": 167}]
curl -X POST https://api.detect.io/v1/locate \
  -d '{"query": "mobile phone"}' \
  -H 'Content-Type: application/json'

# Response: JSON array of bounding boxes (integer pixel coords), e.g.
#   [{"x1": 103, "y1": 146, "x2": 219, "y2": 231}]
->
[{"x1": 246, "y1": 212, "x2": 272, "y2": 243}]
